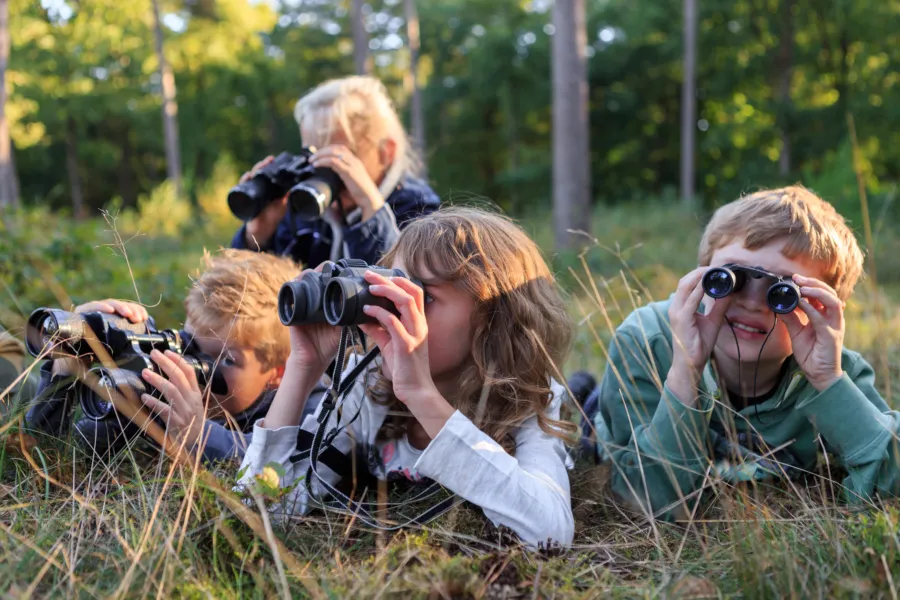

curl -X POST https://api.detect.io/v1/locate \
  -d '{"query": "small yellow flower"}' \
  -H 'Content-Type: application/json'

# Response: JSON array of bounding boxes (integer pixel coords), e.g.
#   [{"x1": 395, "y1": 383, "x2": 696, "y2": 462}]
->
[{"x1": 257, "y1": 466, "x2": 280, "y2": 490}]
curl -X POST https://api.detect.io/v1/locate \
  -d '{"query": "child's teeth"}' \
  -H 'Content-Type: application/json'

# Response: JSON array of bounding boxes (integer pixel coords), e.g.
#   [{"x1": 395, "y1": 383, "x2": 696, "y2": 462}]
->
[{"x1": 734, "y1": 323, "x2": 763, "y2": 333}]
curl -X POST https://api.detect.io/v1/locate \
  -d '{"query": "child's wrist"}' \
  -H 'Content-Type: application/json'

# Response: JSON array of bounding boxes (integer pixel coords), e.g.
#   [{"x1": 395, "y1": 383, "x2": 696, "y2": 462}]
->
[
  {"x1": 666, "y1": 360, "x2": 702, "y2": 407},
  {"x1": 404, "y1": 387, "x2": 455, "y2": 440},
  {"x1": 808, "y1": 371, "x2": 842, "y2": 392}
]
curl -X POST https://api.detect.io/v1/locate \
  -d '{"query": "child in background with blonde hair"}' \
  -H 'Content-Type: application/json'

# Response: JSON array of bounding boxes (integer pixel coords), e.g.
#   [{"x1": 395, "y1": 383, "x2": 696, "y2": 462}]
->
[
  {"x1": 232, "y1": 75, "x2": 440, "y2": 267},
  {"x1": 238, "y1": 207, "x2": 577, "y2": 547}
]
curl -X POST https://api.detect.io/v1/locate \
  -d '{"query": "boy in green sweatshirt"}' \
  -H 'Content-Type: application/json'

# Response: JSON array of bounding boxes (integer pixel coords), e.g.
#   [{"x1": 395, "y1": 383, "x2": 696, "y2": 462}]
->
[{"x1": 579, "y1": 185, "x2": 899, "y2": 520}]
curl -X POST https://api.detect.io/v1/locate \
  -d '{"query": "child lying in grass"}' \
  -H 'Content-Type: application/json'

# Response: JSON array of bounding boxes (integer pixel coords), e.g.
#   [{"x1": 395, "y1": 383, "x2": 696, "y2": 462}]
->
[
  {"x1": 237, "y1": 208, "x2": 577, "y2": 547},
  {"x1": 26, "y1": 249, "x2": 299, "y2": 463},
  {"x1": 575, "y1": 186, "x2": 899, "y2": 519}
]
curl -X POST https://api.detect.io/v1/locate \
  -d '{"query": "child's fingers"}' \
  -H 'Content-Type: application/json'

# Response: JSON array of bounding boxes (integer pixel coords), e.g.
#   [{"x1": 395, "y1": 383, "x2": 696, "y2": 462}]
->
[
  {"x1": 150, "y1": 349, "x2": 191, "y2": 391},
  {"x1": 792, "y1": 274, "x2": 839, "y2": 297},
  {"x1": 358, "y1": 323, "x2": 391, "y2": 350},
  {"x1": 165, "y1": 350, "x2": 199, "y2": 389},
  {"x1": 798, "y1": 286, "x2": 841, "y2": 312},
  {"x1": 141, "y1": 393, "x2": 174, "y2": 422},
  {"x1": 673, "y1": 268, "x2": 707, "y2": 305},
  {"x1": 142, "y1": 368, "x2": 183, "y2": 405},
  {"x1": 391, "y1": 277, "x2": 426, "y2": 314},
  {"x1": 682, "y1": 278, "x2": 707, "y2": 318},
  {"x1": 704, "y1": 294, "x2": 733, "y2": 327},
  {"x1": 797, "y1": 298, "x2": 829, "y2": 331},
  {"x1": 365, "y1": 278, "x2": 419, "y2": 330},
  {"x1": 362, "y1": 304, "x2": 414, "y2": 347},
  {"x1": 780, "y1": 309, "x2": 805, "y2": 340}
]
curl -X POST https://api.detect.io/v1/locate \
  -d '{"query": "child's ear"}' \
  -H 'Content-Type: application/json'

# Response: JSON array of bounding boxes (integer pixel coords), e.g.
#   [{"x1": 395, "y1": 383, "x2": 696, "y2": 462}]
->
[
  {"x1": 379, "y1": 138, "x2": 397, "y2": 169},
  {"x1": 267, "y1": 365, "x2": 285, "y2": 390}
]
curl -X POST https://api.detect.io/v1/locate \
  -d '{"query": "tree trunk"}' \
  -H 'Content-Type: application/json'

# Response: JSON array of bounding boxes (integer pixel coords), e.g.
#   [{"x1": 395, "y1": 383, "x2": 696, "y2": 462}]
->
[
  {"x1": 777, "y1": 0, "x2": 794, "y2": 177},
  {"x1": 65, "y1": 115, "x2": 86, "y2": 220},
  {"x1": 680, "y1": 0, "x2": 697, "y2": 206},
  {"x1": 0, "y1": 0, "x2": 19, "y2": 209},
  {"x1": 117, "y1": 125, "x2": 137, "y2": 207},
  {"x1": 551, "y1": 0, "x2": 591, "y2": 252},
  {"x1": 351, "y1": 0, "x2": 370, "y2": 75},
  {"x1": 151, "y1": 0, "x2": 183, "y2": 198},
  {"x1": 404, "y1": 0, "x2": 425, "y2": 171}
]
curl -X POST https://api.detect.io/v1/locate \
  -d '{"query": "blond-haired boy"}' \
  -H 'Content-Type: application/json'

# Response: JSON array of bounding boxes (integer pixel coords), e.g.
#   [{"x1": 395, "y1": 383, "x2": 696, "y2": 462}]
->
[
  {"x1": 583, "y1": 186, "x2": 899, "y2": 518},
  {"x1": 26, "y1": 249, "x2": 299, "y2": 462}
]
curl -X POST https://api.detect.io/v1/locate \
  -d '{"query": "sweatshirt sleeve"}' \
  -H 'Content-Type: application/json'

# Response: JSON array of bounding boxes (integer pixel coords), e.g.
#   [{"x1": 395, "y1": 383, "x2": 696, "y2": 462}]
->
[
  {"x1": 596, "y1": 330, "x2": 714, "y2": 520},
  {"x1": 195, "y1": 420, "x2": 251, "y2": 464},
  {"x1": 414, "y1": 386, "x2": 574, "y2": 547},
  {"x1": 795, "y1": 355, "x2": 900, "y2": 501},
  {"x1": 236, "y1": 363, "x2": 381, "y2": 516}
]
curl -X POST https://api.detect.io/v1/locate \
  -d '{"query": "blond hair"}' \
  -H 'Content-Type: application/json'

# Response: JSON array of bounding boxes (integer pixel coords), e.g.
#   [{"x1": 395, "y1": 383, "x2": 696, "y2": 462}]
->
[
  {"x1": 184, "y1": 249, "x2": 298, "y2": 370},
  {"x1": 374, "y1": 207, "x2": 576, "y2": 451},
  {"x1": 698, "y1": 185, "x2": 865, "y2": 300},
  {"x1": 294, "y1": 75, "x2": 421, "y2": 197}
]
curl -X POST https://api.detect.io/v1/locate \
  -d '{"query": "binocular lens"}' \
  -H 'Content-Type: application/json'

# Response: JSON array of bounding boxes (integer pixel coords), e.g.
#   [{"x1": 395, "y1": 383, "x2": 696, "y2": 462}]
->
[
  {"x1": 288, "y1": 179, "x2": 332, "y2": 220},
  {"x1": 78, "y1": 369, "x2": 117, "y2": 421},
  {"x1": 278, "y1": 284, "x2": 299, "y2": 325},
  {"x1": 227, "y1": 180, "x2": 269, "y2": 221},
  {"x1": 79, "y1": 367, "x2": 149, "y2": 421},
  {"x1": 702, "y1": 269, "x2": 735, "y2": 298},
  {"x1": 767, "y1": 283, "x2": 800, "y2": 314},
  {"x1": 278, "y1": 277, "x2": 326, "y2": 326},
  {"x1": 324, "y1": 278, "x2": 363, "y2": 326},
  {"x1": 25, "y1": 312, "x2": 56, "y2": 357}
]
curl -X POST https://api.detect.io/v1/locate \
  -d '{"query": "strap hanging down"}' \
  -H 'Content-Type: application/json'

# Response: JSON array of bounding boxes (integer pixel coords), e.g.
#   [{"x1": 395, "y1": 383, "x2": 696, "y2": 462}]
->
[{"x1": 300, "y1": 326, "x2": 462, "y2": 529}]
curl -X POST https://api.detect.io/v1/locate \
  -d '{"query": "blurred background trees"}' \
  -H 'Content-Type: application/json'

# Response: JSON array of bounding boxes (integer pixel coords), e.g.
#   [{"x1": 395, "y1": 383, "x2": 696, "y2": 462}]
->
[{"x1": 3, "y1": 0, "x2": 897, "y2": 234}]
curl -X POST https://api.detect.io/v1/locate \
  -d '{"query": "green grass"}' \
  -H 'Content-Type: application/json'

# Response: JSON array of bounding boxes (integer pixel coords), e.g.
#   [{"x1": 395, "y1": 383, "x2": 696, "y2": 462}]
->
[{"x1": 1, "y1": 201, "x2": 899, "y2": 598}]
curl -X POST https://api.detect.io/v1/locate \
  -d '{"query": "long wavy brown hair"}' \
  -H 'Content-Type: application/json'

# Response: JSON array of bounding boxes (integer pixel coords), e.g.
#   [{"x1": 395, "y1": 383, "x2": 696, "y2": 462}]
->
[{"x1": 370, "y1": 207, "x2": 576, "y2": 452}]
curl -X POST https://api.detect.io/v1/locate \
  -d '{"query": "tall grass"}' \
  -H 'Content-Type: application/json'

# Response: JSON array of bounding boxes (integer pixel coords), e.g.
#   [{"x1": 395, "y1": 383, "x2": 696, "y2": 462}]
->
[{"x1": 0, "y1": 198, "x2": 898, "y2": 598}]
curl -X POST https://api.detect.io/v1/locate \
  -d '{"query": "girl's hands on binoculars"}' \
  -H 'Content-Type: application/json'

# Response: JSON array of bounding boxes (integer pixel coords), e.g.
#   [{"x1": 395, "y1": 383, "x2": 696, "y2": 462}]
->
[
  {"x1": 311, "y1": 145, "x2": 384, "y2": 222},
  {"x1": 141, "y1": 349, "x2": 206, "y2": 449},
  {"x1": 52, "y1": 299, "x2": 149, "y2": 377},
  {"x1": 666, "y1": 267, "x2": 733, "y2": 405},
  {"x1": 358, "y1": 271, "x2": 454, "y2": 439},
  {"x1": 286, "y1": 264, "x2": 342, "y2": 376},
  {"x1": 243, "y1": 155, "x2": 289, "y2": 247},
  {"x1": 781, "y1": 274, "x2": 845, "y2": 391}
]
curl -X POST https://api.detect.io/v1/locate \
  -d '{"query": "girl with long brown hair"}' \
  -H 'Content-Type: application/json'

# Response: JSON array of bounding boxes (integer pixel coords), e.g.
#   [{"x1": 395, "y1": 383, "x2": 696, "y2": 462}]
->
[{"x1": 238, "y1": 207, "x2": 576, "y2": 546}]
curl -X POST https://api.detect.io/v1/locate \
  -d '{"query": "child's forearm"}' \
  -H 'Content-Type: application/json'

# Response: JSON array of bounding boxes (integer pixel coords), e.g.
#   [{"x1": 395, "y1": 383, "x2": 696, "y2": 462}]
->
[{"x1": 262, "y1": 358, "x2": 323, "y2": 429}]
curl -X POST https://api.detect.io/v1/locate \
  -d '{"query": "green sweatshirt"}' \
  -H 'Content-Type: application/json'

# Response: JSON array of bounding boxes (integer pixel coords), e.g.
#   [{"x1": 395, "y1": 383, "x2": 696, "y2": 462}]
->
[{"x1": 594, "y1": 299, "x2": 900, "y2": 520}]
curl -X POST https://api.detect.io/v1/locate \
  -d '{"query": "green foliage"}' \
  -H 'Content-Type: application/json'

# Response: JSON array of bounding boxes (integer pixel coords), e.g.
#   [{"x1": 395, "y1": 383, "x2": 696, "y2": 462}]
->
[{"x1": 7, "y1": 0, "x2": 900, "y2": 218}]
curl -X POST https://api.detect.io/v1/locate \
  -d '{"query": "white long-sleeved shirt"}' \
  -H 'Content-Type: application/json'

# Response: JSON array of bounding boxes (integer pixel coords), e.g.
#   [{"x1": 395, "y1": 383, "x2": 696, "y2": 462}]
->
[{"x1": 236, "y1": 358, "x2": 575, "y2": 547}]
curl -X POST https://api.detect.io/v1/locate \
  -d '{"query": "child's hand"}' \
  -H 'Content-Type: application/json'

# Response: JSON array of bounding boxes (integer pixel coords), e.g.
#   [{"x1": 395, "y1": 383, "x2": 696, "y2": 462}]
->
[
  {"x1": 781, "y1": 275, "x2": 844, "y2": 391},
  {"x1": 358, "y1": 271, "x2": 454, "y2": 439},
  {"x1": 53, "y1": 299, "x2": 149, "y2": 377},
  {"x1": 358, "y1": 272, "x2": 437, "y2": 399},
  {"x1": 285, "y1": 265, "x2": 343, "y2": 375},
  {"x1": 140, "y1": 349, "x2": 206, "y2": 449},
  {"x1": 74, "y1": 298, "x2": 149, "y2": 323},
  {"x1": 311, "y1": 145, "x2": 385, "y2": 221},
  {"x1": 667, "y1": 268, "x2": 732, "y2": 403}
]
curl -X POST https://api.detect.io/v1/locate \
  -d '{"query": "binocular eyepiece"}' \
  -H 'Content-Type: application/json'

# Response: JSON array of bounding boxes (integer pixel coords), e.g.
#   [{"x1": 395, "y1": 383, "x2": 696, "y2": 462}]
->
[
  {"x1": 278, "y1": 259, "x2": 422, "y2": 327},
  {"x1": 702, "y1": 264, "x2": 801, "y2": 314}
]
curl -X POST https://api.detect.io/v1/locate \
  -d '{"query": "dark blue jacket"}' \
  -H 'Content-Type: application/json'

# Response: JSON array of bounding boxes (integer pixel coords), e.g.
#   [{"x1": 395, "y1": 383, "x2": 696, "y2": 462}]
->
[
  {"x1": 25, "y1": 362, "x2": 286, "y2": 463},
  {"x1": 231, "y1": 177, "x2": 440, "y2": 266}
]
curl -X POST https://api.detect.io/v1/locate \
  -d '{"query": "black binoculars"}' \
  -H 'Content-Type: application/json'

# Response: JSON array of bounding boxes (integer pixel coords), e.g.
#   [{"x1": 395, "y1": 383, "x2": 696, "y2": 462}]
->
[
  {"x1": 26, "y1": 308, "x2": 227, "y2": 421},
  {"x1": 227, "y1": 149, "x2": 344, "y2": 221},
  {"x1": 278, "y1": 259, "x2": 421, "y2": 327},
  {"x1": 701, "y1": 264, "x2": 801, "y2": 314}
]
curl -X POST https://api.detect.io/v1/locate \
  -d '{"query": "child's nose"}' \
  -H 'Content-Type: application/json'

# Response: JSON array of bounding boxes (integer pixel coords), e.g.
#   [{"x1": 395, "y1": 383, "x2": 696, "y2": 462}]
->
[{"x1": 736, "y1": 278, "x2": 770, "y2": 312}]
